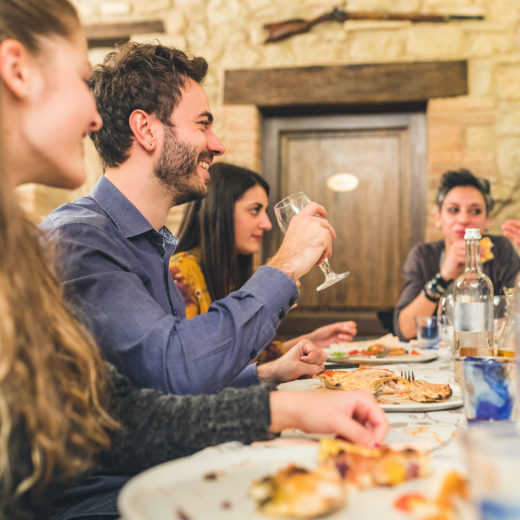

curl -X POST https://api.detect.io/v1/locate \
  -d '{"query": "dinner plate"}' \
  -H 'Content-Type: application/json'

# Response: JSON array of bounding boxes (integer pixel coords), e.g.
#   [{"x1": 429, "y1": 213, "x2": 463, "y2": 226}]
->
[
  {"x1": 325, "y1": 346, "x2": 438, "y2": 365},
  {"x1": 276, "y1": 377, "x2": 463, "y2": 412},
  {"x1": 118, "y1": 443, "x2": 434, "y2": 520}
]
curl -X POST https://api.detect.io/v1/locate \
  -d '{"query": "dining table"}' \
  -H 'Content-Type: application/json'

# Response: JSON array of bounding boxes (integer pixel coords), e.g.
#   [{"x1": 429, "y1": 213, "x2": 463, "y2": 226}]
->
[{"x1": 118, "y1": 345, "x2": 473, "y2": 520}]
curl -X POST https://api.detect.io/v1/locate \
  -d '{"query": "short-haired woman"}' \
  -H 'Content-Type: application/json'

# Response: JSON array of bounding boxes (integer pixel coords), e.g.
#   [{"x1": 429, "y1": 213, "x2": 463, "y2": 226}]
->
[{"x1": 394, "y1": 168, "x2": 520, "y2": 340}]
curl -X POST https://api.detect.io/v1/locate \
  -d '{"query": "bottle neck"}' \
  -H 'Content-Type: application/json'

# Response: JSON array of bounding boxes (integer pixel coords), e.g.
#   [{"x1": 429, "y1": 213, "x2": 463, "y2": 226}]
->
[{"x1": 465, "y1": 238, "x2": 481, "y2": 272}]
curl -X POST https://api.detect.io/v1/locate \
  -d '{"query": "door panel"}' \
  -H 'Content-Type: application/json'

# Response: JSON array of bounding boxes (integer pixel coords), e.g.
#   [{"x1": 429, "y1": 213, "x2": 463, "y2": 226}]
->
[{"x1": 262, "y1": 113, "x2": 426, "y2": 315}]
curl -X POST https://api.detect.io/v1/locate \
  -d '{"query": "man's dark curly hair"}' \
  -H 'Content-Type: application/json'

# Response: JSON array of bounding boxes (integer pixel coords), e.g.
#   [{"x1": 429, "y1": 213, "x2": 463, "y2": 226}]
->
[
  {"x1": 89, "y1": 42, "x2": 208, "y2": 169},
  {"x1": 436, "y1": 168, "x2": 494, "y2": 214}
]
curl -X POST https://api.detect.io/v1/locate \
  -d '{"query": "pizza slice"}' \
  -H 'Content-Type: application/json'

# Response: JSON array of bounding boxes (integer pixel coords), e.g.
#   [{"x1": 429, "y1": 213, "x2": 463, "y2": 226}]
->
[
  {"x1": 316, "y1": 368, "x2": 452, "y2": 404},
  {"x1": 317, "y1": 367, "x2": 410, "y2": 397},
  {"x1": 249, "y1": 463, "x2": 346, "y2": 518},
  {"x1": 319, "y1": 438, "x2": 431, "y2": 489},
  {"x1": 480, "y1": 236, "x2": 494, "y2": 263}
]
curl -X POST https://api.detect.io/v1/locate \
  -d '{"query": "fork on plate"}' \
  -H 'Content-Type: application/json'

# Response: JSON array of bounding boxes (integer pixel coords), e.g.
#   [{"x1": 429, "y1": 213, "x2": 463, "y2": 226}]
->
[{"x1": 400, "y1": 368, "x2": 415, "y2": 382}]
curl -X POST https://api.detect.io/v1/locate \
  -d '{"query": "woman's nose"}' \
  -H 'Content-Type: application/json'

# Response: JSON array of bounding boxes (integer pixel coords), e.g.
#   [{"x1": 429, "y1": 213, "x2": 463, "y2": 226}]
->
[
  {"x1": 261, "y1": 213, "x2": 272, "y2": 230},
  {"x1": 90, "y1": 108, "x2": 103, "y2": 132}
]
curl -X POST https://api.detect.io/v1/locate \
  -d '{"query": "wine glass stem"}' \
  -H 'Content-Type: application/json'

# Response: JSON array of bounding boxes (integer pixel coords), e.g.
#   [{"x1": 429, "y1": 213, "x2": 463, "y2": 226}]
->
[{"x1": 319, "y1": 258, "x2": 334, "y2": 278}]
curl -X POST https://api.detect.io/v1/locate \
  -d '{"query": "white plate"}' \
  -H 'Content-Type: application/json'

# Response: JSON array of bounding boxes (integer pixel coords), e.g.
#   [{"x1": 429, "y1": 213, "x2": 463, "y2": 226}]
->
[
  {"x1": 118, "y1": 443, "x2": 434, "y2": 520},
  {"x1": 325, "y1": 348, "x2": 438, "y2": 365},
  {"x1": 277, "y1": 378, "x2": 463, "y2": 413}
]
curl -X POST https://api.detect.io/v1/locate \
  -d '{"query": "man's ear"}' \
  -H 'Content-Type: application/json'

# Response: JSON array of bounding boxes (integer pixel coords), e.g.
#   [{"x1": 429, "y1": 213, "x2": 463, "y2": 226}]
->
[
  {"x1": 128, "y1": 109, "x2": 158, "y2": 152},
  {"x1": 0, "y1": 39, "x2": 32, "y2": 100}
]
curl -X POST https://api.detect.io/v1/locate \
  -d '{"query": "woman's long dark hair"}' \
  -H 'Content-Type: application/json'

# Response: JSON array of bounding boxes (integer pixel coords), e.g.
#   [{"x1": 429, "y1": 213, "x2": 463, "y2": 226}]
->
[{"x1": 176, "y1": 162, "x2": 270, "y2": 301}]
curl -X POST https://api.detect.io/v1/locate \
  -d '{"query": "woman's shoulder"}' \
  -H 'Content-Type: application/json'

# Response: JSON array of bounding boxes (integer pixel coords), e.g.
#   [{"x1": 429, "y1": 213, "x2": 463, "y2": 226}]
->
[
  {"x1": 488, "y1": 234, "x2": 515, "y2": 249},
  {"x1": 407, "y1": 240, "x2": 444, "y2": 259},
  {"x1": 170, "y1": 247, "x2": 201, "y2": 265}
]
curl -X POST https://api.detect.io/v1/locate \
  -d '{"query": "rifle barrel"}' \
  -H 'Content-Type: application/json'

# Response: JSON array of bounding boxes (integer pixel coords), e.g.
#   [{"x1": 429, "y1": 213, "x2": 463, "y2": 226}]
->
[{"x1": 264, "y1": 10, "x2": 484, "y2": 43}]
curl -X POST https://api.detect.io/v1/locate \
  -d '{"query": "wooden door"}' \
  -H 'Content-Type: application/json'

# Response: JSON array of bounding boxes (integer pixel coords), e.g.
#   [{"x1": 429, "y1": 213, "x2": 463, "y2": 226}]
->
[{"x1": 262, "y1": 113, "x2": 427, "y2": 332}]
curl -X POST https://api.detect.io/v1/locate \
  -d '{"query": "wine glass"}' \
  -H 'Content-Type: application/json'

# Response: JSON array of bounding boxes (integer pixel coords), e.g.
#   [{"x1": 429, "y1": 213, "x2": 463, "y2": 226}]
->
[
  {"x1": 273, "y1": 191, "x2": 349, "y2": 291},
  {"x1": 437, "y1": 294, "x2": 454, "y2": 357}
]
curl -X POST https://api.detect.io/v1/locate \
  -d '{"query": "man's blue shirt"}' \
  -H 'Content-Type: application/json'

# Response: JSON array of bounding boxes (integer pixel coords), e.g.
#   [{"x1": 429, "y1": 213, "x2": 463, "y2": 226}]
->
[{"x1": 40, "y1": 177, "x2": 298, "y2": 395}]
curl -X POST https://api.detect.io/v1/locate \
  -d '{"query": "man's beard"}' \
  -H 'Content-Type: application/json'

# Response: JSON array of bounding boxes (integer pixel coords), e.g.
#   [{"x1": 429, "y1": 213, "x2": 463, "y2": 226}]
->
[{"x1": 153, "y1": 125, "x2": 210, "y2": 206}]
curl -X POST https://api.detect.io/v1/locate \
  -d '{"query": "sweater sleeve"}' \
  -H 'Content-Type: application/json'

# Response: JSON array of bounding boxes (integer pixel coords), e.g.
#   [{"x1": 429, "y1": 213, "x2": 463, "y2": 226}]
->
[
  {"x1": 98, "y1": 364, "x2": 274, "y2": 474},
  {"x1": 393, "y1": 243, "x2": 437, "y2": 340}
]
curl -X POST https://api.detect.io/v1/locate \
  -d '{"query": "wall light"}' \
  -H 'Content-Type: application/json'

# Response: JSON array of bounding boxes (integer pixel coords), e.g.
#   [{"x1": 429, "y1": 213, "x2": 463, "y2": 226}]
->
[{"x1": 326, "y1": 172, "x2": 359, "y2": 192}]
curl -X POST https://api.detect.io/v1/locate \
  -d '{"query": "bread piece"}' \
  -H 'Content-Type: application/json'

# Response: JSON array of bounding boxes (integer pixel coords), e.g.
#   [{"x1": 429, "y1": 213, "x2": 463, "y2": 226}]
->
[{"x1": 250, "y1": 463, "x2": 346, "y2": 518}]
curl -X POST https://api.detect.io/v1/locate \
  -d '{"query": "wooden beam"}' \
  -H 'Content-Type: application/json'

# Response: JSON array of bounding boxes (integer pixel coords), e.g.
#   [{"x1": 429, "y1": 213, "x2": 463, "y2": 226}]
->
[
  {"x1": 224, "y1": 60, "x2": 467, "y2": 106},
  {"x1": 84, "y1": 20, "x2": 165, "y2": 48}
]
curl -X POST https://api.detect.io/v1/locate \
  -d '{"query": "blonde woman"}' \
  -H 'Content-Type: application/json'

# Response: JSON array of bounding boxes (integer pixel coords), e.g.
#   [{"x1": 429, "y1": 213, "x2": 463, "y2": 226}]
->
[{"x1": 0, "y1": 2, "x2": 388, "y2": 519}]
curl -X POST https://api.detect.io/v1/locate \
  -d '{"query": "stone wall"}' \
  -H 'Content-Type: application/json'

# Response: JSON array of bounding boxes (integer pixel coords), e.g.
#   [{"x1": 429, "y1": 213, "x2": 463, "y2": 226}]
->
[{"x1": 20, "y1": 0, "x2": 520, "y2": 241}]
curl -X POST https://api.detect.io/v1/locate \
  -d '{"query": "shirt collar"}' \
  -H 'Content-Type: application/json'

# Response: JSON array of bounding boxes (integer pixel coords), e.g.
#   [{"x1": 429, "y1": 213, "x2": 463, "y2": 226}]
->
[{"x1": 91, "y1": 176, "x2": 159, "y2": 239}]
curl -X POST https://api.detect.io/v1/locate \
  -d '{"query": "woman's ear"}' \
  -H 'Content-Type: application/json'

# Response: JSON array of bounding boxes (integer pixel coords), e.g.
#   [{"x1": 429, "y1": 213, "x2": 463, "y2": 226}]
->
[
  {"x1": 128, "y1": 109, "x2": 158, "y2": 152},
  {"x1": 0, "y1": 39, "x2": 32, "y2": 100}
]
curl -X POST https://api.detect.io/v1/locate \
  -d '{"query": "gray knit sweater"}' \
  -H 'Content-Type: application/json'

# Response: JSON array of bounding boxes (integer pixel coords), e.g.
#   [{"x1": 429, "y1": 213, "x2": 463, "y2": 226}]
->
[{"x1": 5, "y1": 363, "x2": 273, "y2": 519}]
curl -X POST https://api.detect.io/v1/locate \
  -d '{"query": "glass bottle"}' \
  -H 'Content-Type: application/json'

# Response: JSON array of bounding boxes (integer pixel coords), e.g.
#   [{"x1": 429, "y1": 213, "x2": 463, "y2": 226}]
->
[
  {"x1": 497, "y1": 287, "x2": 515, "y2": 357},
  {"x1": 514, "y1": 273, "x2": 520, "y2": 354},
  {"x1": 453, "y1": 228, "x2": 494, "y2": 366}
]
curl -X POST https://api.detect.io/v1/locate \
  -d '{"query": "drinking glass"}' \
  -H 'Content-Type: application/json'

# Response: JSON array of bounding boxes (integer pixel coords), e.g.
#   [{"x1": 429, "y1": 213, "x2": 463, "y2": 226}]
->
[
  {"x1": 437, "y1": 294, "x2": 454, "y2": 356},
  {"x1": 493, "y1": 295, "x2": 508, "y2": 341},
  {"x1": 273, "y1": 191, "x2": 350, "y2": 291},
  {"x1": 415, "y1": 316, "x2": 439, "y2": 350}
]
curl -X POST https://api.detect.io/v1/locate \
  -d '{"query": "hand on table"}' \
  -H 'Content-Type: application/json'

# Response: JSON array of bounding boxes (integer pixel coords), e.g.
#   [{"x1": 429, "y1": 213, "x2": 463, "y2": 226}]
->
[
  {"x1": 258, "y1": 339, "x2": 326, "y2": 385},
  {"x1": 270, "y1": 389, "x2": 389, "y2": 448},
  {"x1": 267, "y1": 202, "x2": 336, "y2": 281},
  {"x1": 503, "y1": 219, "x2": 520, "y2": 247}
]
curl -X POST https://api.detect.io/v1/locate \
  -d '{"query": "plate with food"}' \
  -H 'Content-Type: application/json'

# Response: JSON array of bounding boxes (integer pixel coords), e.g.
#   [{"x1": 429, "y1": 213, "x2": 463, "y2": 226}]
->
[
  {"x1": 278, "y1": 367, "x2": 462, "y2": 412},
  {"x1": 324, "y1": 334, "x2": 438, "y2": 365},
  {"x1": 119, "y1": 438, "x2": 436, "y2": 520}
]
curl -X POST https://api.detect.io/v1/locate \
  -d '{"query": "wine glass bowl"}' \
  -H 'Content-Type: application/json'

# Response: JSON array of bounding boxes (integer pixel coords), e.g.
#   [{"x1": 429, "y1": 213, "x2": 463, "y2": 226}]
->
[{"x1": 273, "y1": 191, "x2": 350, "y2": 292}]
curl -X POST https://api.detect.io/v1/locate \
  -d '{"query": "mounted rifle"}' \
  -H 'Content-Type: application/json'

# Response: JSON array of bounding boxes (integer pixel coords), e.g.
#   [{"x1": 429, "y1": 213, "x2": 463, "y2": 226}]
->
[{"x1": 264, "y1": 6, "x2": 484, "y2": 43}]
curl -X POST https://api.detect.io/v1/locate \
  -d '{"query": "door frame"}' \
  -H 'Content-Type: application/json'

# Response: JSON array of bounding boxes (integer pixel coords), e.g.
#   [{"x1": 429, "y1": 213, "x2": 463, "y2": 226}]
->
[{"x1": 261, "y1": 112, "x2": 428, "y2": 335}]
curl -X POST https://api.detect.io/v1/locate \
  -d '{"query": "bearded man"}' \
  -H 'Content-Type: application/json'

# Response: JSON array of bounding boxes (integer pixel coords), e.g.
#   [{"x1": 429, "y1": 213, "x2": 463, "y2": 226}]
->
[{"x1": 40, "y1": 42, "x2": 337, "y2": 395}]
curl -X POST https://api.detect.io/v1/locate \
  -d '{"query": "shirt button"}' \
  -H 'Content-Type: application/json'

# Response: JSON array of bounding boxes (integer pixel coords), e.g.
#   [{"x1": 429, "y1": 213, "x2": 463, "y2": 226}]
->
[{"x1": 278, "y1": 310, "x2": 285, "y2": 320}]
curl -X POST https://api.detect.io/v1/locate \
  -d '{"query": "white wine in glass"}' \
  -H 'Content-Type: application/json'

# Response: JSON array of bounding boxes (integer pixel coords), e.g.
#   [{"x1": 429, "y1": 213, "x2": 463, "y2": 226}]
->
[{"x1": 273, "y1": 191, "x2": 350, "y2": 291}]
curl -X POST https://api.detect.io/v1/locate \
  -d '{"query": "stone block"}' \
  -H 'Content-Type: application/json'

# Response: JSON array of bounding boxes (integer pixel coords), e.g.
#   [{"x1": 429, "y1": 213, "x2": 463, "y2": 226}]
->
[
  {"x1": 100, "y1": 1, "x2": 131, "y2": 17},
  {"x1": 496, "y1": 67, "x2": 520, "y2": 100},
  {"x1": 462, "y1": 32, "x2": 515, "y2": 57},
  {"x1": 406, "y1": 26, "x2": 462, "y2": 57},
  {"x1": 464, "y1": 126, "x2": 495, "y2": 150},
  {"x1": 133, "y1": 0, "x2": 171, "y2": 15},
  {"x1": 428, "y1": 125, "x2": 462, "y2": 151},
  {"x1": 468, "y1": 60, "x2": 495, "y2": 96},
  {"x1": 348, "y1": 32, "x2": 407, "y2": 61},
  {"x1": 496, "y1": 102, "x2": 520, "y2": 135},
  {"x1": 497, "y1": 137, "x2": 520, "y2": 177}
]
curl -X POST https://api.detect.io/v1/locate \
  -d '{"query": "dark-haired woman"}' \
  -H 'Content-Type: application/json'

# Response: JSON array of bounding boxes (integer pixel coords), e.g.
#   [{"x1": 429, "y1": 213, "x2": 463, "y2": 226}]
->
[
  {"x1": 170, "y1": 163, "x2": 357, "y2": 361},
  {"x1": 394, "y1": 168, "x2": 520, "y2": 340}
]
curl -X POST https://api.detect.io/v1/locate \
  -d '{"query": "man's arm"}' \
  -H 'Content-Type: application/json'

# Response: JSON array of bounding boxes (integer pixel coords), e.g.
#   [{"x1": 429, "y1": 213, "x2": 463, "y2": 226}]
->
[{"x1": 47, "y1": 222, "x2": 298, "y2": 395}]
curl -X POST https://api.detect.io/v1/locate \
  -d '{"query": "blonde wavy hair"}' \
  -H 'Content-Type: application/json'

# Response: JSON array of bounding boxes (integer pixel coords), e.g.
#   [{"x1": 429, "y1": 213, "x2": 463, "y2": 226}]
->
[{"x1": 0, "y1": 0, "x2": 117, "y2": 515}]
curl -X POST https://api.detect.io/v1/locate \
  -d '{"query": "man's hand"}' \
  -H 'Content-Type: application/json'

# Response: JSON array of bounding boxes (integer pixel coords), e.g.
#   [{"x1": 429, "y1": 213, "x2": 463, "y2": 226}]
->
[
  {"x1": 503, "y1": 219, "x2": 520, "y2": 247},
  {"x1": 267, "y1": 202, "x2": 336, "y2": 281},
  {"x1": 440, "y1": 240, "x2": 466, "y2": 281},
  {"x1": 269, "y1": 390, "x2": 389, "y2": 448},
  {"x1": 257, "y1": 339, "x2": 326, "y2": 385},
  {"x1": 284, "y1": 321, "x2": 357, "y2": 351},
  {"x1": 304, "y1": 321, "x2": 357, "y2": 348}
]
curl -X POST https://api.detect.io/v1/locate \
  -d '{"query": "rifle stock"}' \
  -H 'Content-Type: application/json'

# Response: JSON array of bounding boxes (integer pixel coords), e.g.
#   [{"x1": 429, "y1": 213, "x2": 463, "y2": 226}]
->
[{"x1": 264, "y1": 8, "x2": 484, "y2": 43}]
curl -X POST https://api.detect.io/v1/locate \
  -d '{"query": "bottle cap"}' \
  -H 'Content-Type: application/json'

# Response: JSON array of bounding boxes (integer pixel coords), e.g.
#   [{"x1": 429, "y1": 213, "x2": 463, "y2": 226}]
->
[{"x1": 464, "y1": 228, "x2": 481, "y2": 240}]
